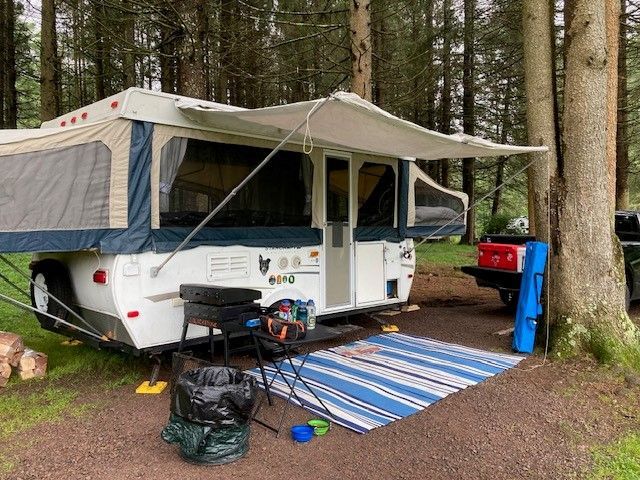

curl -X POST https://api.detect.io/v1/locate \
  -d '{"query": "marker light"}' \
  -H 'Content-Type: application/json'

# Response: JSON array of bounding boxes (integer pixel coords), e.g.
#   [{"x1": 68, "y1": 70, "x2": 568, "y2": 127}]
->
[
  {"x1": 70, "y1": 116, "x2": 77, "y2": 124},
  {"x1": 81, "y1": 112, "x2": 88, "y2": 120},
  {"x1": 60, "y1": 121, "x2": 66, "y2": 127},
  {"x1": 93, "y1": 269, "x2": 108, "y2": 285},
  {"x1": 111, "y1": 101, "x2": 119, "y2": 109},
  {"x1": 127, "y1": 311, "x2": 139, "y2": 318}
]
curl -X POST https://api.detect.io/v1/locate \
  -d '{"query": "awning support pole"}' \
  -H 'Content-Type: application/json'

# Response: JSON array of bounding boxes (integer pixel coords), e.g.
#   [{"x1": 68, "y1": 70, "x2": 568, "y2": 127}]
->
[
  {"x1": 150, "y1": 94, "x2": 334, "y2": 278},
  {"x1": 0, "y1": 254, "x2": 102, "y2": 336}
]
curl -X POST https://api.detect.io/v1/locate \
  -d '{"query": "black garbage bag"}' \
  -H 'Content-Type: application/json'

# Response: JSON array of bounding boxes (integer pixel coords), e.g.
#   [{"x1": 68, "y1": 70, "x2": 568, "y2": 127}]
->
[
  {"x1": 162, "y1": 413, "x2": 250, "y2": 465},
  {"x1": 171, "y1": 366, "x2": 257, "y2": 427}
]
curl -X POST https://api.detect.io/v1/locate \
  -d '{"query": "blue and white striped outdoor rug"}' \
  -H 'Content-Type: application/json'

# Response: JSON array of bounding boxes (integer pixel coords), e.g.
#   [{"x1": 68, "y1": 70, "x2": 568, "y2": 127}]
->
[{"x1": 247, "y1": 333, "x2": 524, "y2": 434}]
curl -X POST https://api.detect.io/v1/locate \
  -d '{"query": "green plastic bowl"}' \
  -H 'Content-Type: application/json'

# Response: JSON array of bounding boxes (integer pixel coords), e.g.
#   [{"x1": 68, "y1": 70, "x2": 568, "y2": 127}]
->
[{"x1": 307, "y1": 419, "x2": 330, "y2": 436}]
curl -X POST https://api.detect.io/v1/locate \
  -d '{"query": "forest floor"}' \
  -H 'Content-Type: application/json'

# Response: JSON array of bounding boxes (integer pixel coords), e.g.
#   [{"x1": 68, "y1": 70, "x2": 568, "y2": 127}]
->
[{"x1": 1, "y1": 246, "x2": 639, "y2": 479}]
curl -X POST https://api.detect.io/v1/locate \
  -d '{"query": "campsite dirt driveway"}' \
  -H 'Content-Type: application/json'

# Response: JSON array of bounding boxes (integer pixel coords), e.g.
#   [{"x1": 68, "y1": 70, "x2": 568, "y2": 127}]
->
[{"x1": 5, "y1": 269, "x2": 640, "y2": 480}]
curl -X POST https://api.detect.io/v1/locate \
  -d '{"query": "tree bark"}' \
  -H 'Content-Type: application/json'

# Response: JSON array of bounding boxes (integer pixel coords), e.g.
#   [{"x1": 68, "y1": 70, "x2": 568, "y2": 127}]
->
[
  {"x1": 0, "y1": 0, "x2": 6, "y2": 128},
  {"x1": 349, "y1": 0, "x2": 372, "y2": 101},
  {"x1": 425, "y1": 0, "x2": 439, "y2": 180},
  {"x1": 523, "y1": 0, "x2": 559, "y2": 245},
  {"x1": 41, "y1": 0, "x2": 59, "y2": 121},
  {"x1": 461, "y1": 0, "x2": 476, "y2": 245},
  {"x1": 605, "y1": 0, "x2": 620, "y2": 212},
  {"x1": 372, "y1": 3, "x2": 386, "y2": 107},
  {"x1": 216, "y1": 0, "x2": 232, "y2": 103},
  {"x1": 4, "y1": 0, "x2": 16, "y2": 128},
  {"x1": 122, "y1": 0, "x2": 137, "y2": 89},
  {"x1": 439, "y1": 0, "x2": 453, "y2": 188},
  {"x1": 616, "y1": 0, "x2": 629, "y2": 210},
  {"x1": 175, "y1": 0, "x2": 207, "y2": 99},
  {"x1": 552, "y1": 0, "x2": 638, "y2": 361}
]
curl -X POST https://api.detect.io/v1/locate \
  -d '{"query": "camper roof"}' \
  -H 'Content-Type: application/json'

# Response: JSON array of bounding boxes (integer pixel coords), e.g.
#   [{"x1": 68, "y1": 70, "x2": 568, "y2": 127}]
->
[
  {"x1": 42, "y1": 88, "x2": 546, "y2": 161},
  {"x1": 40, "y1": 88, "x2": 244, "y2": 130}
]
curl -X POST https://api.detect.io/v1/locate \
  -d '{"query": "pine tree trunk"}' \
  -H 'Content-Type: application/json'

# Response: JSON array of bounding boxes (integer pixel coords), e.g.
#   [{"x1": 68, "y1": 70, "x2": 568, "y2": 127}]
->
[
  {"x1": 523, "y1": 0, "x2": 559, "y2": 245},
  {"x1": 0, "y1": 0, "x2": 6, "y2": 128},
  {"x1": 158, "y1": 3, "x2": 176, "y2": 94},
  {"x1": 175, "y1": 0, "x2": 207, "y2": 99},
  {"x1": 616, "y1": 0, "x2": 629, "y2": 210},
  {"x1": 349, "y1": 0, "x2": 372, "y2": 101},
  {"x1": 216, "y1": 0, "x2": 231, "y2": 103},
  {"x1": 122, "y1": 0, "x2": 136, "y2": 88},
  {"x1": 425, "y1": 0, "x2": 439, "y2": 180},
  {"x1": 553, "y1": 0, "x2": 639, "y2": 361},
  {"x1": 439, "y1": 0, "x2": 453, "y2": 188},
  {"x1": 4, "y1": 0, "x2": 16, "y2": 128},
  {"x1": 605, "y1": 0, "x2": 620, "y2": 211},
  {"x1": 41, "y1": 0, "x2": 59, "y2": 121},
  {"x1": 461, "y1": 0, "x2": 476, "y2": 245},
  {"x1": 372, "y1": 3, "x2": 386, "y2": 107}
]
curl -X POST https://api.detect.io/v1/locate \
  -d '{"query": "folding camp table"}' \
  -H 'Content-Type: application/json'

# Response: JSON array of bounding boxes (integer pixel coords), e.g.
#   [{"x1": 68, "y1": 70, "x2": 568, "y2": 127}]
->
[{"x1": 252, "y1": 324, "x2": 341, "y2": 437}]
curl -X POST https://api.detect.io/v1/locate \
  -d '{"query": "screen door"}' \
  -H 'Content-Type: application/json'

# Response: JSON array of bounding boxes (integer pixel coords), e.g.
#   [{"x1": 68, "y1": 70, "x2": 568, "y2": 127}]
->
[{"x1": 324, "y1": 156, "x2": 352, "y2": 309}]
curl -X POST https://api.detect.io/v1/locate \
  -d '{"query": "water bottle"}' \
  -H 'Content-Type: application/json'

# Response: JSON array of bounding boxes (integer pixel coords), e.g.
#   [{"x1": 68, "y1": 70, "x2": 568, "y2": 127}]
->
[
  {"x1": 297, "y1": 305, "x2": 308, "y2": 325},
  {"x1": 306, "y1": 299, "x2": 316, "y2": 330},
  {"x1": 292, "y1": 299, "x2": 302, "y2": 321}
]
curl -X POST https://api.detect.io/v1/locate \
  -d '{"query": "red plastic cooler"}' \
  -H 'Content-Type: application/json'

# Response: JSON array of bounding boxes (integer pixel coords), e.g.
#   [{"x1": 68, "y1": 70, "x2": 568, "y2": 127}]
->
[{"x1": 477, "y1": 243, "x2": 525, "y2": 272}]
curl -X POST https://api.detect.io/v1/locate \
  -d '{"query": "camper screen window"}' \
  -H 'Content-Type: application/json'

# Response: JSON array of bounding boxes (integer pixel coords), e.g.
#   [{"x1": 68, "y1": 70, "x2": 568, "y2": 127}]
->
[
  {"x1": 413, "y1": 178, "x2": 465, "y2": 226},
  {"x1": 160, "y1": 138, "x2": 313, "y2": 228},
  {"x1": 357, "y1": 163, "x2": 395, "y2": 226}
]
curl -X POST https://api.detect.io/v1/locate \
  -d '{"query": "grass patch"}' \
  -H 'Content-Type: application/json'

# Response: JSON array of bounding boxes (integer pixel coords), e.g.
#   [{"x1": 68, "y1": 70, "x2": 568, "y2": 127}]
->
[
  {"x1": 0, "y1": 387, "x2": 78, "y2": 439},
  {"x1": 415, "y1": 240, "x2": 476, "y2": 268},
  {"x1": 591, "y1": 433, "x2": 640, "y2": 479}
]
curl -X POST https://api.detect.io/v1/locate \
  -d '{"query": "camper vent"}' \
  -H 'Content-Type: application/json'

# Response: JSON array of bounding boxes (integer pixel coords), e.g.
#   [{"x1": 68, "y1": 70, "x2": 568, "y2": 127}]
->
[{"x1": 206, "y1": 252, "x2": 250, "y2": 281}]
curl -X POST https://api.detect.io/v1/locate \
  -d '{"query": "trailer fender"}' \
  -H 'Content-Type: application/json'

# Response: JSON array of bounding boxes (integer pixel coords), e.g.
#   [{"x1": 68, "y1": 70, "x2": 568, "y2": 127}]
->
[{"x1": 261, "y1": 288, "x2": 308, "y2": 308}]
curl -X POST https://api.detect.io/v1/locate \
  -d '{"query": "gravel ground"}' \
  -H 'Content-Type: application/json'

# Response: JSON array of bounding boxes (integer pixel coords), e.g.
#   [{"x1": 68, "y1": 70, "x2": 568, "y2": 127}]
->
[{"x1": 3, "y1": 271, "x2": 640, "y2": 480}]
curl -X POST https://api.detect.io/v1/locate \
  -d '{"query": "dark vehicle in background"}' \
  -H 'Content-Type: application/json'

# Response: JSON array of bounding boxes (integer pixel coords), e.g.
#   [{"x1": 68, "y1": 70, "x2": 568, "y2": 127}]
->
[{"x1": 461, "y1": 211, "x2": 640, "y2": 311}]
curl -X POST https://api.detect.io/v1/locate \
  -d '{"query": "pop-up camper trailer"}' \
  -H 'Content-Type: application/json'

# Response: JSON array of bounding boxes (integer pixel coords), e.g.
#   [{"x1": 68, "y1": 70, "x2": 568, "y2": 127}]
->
[{"x1": 0, "y1": 88, "x2": 544, "y2": 353}]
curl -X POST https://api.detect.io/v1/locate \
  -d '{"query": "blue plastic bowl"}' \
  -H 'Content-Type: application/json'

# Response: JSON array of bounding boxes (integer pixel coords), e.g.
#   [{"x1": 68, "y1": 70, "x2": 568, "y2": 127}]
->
[{"x1": 290, "y1": 424, "x2": 314, "y2": 443}]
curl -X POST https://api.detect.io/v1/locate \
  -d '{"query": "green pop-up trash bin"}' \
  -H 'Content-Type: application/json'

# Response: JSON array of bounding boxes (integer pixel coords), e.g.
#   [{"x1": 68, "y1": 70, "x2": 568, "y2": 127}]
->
[{"x1": 162, "y1": 366, "x2": 257, "y2": 465}]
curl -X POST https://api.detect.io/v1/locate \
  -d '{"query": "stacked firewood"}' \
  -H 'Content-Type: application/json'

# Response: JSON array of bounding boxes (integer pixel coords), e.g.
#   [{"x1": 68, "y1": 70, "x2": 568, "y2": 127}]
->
[{"x1": 0, "y1": 331, "x2": 48, "y2": 387}]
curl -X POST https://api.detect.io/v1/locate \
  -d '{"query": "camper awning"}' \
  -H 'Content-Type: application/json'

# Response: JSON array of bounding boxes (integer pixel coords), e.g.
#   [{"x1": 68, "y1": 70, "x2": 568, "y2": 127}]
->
[{"x1": 177, "y1": 92, "x2": 547, "y2": 160}]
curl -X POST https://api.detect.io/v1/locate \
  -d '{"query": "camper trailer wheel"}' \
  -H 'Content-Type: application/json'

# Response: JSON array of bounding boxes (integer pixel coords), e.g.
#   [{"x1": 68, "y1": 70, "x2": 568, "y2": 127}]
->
[{"x1": 30, "y1": 260, "x2": 74, "y2": 329}]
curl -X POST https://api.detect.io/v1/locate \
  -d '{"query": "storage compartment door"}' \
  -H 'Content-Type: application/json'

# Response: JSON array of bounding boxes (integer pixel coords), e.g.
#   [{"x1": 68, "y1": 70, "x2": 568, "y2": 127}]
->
[{"x1": 355, "y1": 242, "x2": 386, "y2": 305}]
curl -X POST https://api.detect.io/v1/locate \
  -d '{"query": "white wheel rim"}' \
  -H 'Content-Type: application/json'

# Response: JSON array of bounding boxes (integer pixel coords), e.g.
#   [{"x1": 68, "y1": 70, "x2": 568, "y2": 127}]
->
[{"x1": 33, "y1": 273, "x2": 49, "y2": 313}]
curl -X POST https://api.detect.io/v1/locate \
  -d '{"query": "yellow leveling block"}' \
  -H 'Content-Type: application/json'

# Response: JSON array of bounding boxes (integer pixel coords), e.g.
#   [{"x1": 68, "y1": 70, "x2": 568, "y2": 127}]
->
[
  {"x1": 381, "y1": 324, "x2": 399, "y2": 333},
  {"x1": 136, "y1": 381, "x2": 168, "y2": 394}
]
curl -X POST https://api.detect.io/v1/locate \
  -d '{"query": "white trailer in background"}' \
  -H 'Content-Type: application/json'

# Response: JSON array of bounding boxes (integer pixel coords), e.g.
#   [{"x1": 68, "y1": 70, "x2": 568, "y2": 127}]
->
[{"x1": 0, "y1": 88, "x2": 545, "y2": 353}]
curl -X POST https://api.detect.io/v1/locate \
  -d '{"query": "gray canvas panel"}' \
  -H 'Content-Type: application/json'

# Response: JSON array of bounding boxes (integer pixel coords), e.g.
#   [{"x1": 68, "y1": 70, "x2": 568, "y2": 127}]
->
[{"x1": 0, "y1": 141, "x2": 111, "y2": 232}]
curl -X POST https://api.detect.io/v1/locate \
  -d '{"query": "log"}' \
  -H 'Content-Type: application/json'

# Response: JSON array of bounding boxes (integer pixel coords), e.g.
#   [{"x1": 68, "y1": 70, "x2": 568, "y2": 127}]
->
[
  {"x1": 0, "y1": 331, "x2": 24, "y2": 361},
  {"x1": 17, "y1": 348, "x2": 47, "y2": 380},
  {"x1": 0, "y1": 361, "x2": 11, "y2": 387}
]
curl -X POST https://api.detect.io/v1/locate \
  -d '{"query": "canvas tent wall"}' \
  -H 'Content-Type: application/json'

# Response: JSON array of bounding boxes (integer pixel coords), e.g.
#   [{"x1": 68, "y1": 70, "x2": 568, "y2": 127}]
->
[{"x1": 0, "y1": 89, "x2": 546, "y2": 254}]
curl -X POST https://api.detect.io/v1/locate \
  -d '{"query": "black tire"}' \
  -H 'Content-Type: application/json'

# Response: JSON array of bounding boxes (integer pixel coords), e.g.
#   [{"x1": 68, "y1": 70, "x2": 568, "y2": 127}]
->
[
  {"x1": 30, "y1": 260, "x2": 74, "y2": 329},
  {"x1": 499, "y1": 289, "x2": 519, "y2": 312}
]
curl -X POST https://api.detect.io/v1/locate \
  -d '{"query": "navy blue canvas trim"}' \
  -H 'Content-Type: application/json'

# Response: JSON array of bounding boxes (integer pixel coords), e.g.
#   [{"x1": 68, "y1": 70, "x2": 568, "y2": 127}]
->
[
  {"x1": 398, "y1": 159, "x2": 409, "y2": 237},
  {"x1": 152, "y1": 227, "x2": 322, "y2": 252},
  {"x1": 100, "y1": 121, "x2": 154, "y2": 254},
  {"x1": 405, "y1": 224, "x2": 466, "y2": 237},
  {"x1": 353, "y1": 227, "x2": 402, "y2": 242}
]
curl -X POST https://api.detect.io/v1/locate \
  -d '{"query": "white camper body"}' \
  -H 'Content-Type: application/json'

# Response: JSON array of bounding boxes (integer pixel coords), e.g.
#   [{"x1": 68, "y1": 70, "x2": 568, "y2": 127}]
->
[{"x1": 0, "y1": 88, "x2": 545, "y2": 353}]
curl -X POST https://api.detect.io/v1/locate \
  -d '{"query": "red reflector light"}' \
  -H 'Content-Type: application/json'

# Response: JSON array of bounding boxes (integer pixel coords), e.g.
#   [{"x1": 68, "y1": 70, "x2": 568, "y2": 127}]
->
[
  {"x1": 70, "y1": 116, "x2": 77, "y2": 124},
  {"x1": 81, "y1": 112, "x2": 88, "y2": 120},
  {"x1": 408, "y1": 274, "x2": 414, "y2": 278},
  {"x1": 127, "y1": 311, "x2": 139, "y2": 318},
  {"x1": 93, "y1": 269, "x2": 108, "y2": 284},
  {"x1": 60, "y1": 121, "x2": 66, "y2": 127},
  {"x1": 111, "y1": 101, "x2": 119, "y2": 109}
]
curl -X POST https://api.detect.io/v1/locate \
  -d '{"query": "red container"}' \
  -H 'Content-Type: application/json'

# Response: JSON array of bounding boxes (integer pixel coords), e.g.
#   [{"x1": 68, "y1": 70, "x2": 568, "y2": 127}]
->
[{"x1": 477, "y1": 243, "x2": 525, "y2": 272}]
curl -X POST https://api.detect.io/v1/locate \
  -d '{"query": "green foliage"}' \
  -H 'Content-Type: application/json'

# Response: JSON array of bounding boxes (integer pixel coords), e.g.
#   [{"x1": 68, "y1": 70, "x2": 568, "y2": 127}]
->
[
  {"x1": 482, "y1": 212, "x2": 512, "y2": 235},
  {"x1": 591, "y1": 433, "x2": 640, "y2": 480}
]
